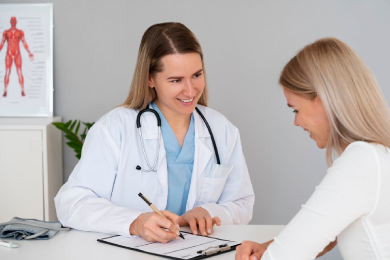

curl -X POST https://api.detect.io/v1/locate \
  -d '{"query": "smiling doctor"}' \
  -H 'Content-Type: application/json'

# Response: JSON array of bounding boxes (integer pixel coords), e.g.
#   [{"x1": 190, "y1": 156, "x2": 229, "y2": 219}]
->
[{"x1": 55, "y1": 22, "x2": 254, "y2": 243}]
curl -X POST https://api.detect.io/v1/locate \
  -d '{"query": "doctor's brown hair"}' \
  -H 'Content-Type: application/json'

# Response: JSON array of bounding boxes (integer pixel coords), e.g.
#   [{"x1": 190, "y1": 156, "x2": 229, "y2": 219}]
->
[
  {"x1": 122, "y1": 22, "x2": 208, "y2": 109},
  {"x1": 279, "y1": 38, "x2": 390, "y2": 165}
]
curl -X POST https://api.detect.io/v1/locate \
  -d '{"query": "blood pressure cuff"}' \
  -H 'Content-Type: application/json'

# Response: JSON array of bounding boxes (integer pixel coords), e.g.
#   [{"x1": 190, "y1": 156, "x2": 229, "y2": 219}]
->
[{"x1": 0, "y1": 217, "x2": 70, "y2": 240}]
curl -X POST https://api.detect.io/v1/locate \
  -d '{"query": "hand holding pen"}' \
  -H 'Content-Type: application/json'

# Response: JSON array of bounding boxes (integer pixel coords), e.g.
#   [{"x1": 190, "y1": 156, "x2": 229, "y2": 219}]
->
[{"x1": 129, "y1": 193, "x2": 184, "y2": 243}]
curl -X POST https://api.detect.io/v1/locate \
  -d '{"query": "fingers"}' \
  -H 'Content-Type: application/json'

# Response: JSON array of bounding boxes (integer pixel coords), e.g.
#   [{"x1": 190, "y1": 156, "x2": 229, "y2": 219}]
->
[
  {"x1": 240, "y1": 242, "x2": 254, "y2": 260},
  {"x1": 235, "y1": 245, "x2": 250, "y2": 260},
  {"x1": 235, "y1": 245, "x2": 241, "y2": 260},
  {"x1": 161, "y1": 210, "x2": 180, "y2": 235},
  {"x1": 162, "y1": 210, "x2": 179, "y2": 224},
  {"x1": 180, "y1": 208, "x2": 222, "y2": 236},
  {"x1": 250, "y1": 253, "x2": 262, "y2": 260},
  {"x1": 212, "y1": 216, "x2": 221, "y2": 226},
  {"x1": 205, "y1": 216, "x2": 213, "y2": 235},
  {"x1": 144, "y1": 229, "x2": 175, "y2": 244},
  {"x1": 187, "y1": 216, "x2": 198, "y2": 235},
  {"x1": 151, "y1": 226, "x2": 178, "y2": 243},
  {"x1": 135, "y1": 212, "x2": 179, "y2": 243},
  {"x1": 235, "y1": 241, "x2": 265, "y2": 260},
  {"x1": 198, "y1": 218, "x2": 207, "y2": 236}
]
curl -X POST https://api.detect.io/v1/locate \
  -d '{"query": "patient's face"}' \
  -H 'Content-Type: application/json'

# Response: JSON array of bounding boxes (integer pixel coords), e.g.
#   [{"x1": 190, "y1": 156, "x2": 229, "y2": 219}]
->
[{"x1": 283, "y1": 88, "x2": 330, "y2": 149}]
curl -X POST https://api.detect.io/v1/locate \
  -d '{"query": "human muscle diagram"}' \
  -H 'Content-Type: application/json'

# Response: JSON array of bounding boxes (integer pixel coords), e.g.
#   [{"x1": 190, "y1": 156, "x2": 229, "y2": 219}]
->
[
  {"x1": 0, "y1": 17, "x2": 34, "y2": 97},
  {"x1": 0, "y1": 12, "x2": 47, "y2": 103},
  {"x1": 0, "y1": 4, "x2": 53, "y2": 117}
]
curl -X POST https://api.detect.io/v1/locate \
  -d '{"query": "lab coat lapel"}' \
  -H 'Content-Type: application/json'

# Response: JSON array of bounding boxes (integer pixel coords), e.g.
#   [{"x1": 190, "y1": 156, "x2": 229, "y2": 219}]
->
[
  {"x1": 141, "y1": 104, "x2": 168, "y2": 208},
  {"x1": 156, "y1": 138, "x2": 168, "y2": 208},
  {"x1": 186, "y1": 108, "x2": 213, "y2": 210}
]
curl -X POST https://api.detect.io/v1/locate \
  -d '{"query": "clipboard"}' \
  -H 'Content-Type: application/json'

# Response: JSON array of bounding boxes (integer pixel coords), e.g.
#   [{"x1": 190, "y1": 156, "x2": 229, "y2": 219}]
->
[{"x1": 97, "y1": 231, "x2": 241, "y2": 259}]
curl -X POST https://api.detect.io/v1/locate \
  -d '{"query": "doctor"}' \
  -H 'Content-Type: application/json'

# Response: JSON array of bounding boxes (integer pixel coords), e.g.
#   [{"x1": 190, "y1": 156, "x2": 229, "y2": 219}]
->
[{"x1": 55, "y1": 22, "x2": 254, "y2": 243}]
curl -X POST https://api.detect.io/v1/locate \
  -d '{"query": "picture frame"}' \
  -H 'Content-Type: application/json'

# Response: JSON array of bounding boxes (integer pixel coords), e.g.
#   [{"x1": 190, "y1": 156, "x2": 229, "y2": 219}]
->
[{"x1": 0, "y1": 3, "x2": 53, "y2": 117}]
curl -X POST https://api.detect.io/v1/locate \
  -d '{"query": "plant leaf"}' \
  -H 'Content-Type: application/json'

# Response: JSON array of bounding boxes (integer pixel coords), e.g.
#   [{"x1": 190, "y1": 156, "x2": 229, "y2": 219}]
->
[
  {"x1": 75, "y1": 120, "x2": 81, "y2": 136},
  {"x1": 83, "y1": 122, "x2": 95, "y2": 129},
  {"x1": 69, "y1": 120, "x2": 77, "y2": 131},
  {"x1": 52, "y1": 122, "x2": 67, "y2": 131},
  {"x1": 64, "y1": 134, "x2": 82, "y2": 145},
  {"x1": 53, "y1": 120, "x2": 95, "y2": 160},
  {"x1": 66, "y1": 141, "x2": 82, "y2": 150}
]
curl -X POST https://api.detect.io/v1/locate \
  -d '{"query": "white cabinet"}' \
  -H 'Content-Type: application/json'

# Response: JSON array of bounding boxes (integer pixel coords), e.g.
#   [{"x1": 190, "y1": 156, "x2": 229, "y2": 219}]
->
[{"x1": 0, "y1": 117, "x2": 63, "y2": 222}]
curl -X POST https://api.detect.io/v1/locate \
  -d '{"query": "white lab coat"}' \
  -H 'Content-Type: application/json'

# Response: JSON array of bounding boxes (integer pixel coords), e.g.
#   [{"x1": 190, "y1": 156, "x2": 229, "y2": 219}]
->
[{"x1": 55, "y1": 105, "x2": 254, "y2": 237}]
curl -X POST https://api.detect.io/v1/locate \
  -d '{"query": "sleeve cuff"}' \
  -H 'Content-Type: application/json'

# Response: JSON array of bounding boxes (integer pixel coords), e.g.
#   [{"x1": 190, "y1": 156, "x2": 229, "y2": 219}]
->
[{"x1": 120, "y1": 211, "x2": 144, "y2": 238}]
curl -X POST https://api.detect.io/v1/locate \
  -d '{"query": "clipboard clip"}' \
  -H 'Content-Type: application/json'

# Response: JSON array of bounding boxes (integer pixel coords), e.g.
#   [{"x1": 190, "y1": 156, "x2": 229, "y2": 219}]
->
[{"x1": 197, "y1": 244, "x2": 231, "y2": 256}]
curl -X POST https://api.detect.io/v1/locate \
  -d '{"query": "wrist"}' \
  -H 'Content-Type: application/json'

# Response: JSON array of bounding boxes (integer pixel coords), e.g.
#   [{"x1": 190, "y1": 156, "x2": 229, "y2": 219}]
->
[{"x1": 129, "y1": 217, "x2": 139, "y2": 236}]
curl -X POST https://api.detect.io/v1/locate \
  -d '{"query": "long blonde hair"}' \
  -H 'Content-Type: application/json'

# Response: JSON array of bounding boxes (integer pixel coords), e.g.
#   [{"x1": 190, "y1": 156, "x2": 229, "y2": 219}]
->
[
  {"x1": 122, "y1": 22, "x2": 208, "y2": 109},
  {"x1": 280, "y1": 38, "x2": 390, "y2": 165}
]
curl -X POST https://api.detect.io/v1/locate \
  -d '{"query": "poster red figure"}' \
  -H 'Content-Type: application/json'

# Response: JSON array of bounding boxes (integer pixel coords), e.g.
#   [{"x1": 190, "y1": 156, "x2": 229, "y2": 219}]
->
[{"x1": 0, "y1": 16, "x2": 34, "y2": 97}]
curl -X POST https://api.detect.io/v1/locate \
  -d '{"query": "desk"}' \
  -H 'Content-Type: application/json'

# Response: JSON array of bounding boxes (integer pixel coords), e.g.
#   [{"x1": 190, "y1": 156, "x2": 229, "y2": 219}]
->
[{"x1": 0, "y1": 225, "x2": 284, "y2": 260}]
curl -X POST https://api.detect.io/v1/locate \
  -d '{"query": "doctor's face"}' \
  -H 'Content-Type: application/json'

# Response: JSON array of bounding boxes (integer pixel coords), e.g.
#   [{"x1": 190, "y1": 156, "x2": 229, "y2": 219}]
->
[
  {"x1": 283, "y1": 88, "x2": 330, "y2": 149},
  {"x1": 149, "y1": 53, "x2": 205, "y2": 118}
]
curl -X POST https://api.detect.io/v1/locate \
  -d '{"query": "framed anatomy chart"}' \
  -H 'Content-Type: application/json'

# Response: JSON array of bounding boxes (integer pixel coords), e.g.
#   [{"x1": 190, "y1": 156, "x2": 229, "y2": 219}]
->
[{"x1": 0, "y1": 3, "x2": 53, "y2": 117}]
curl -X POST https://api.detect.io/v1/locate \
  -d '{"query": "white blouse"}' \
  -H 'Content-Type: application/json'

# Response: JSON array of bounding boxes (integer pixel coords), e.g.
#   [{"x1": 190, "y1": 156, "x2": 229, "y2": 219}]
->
[{"x1": 262, "y1": 142, "x2": 390, "y2": 260}]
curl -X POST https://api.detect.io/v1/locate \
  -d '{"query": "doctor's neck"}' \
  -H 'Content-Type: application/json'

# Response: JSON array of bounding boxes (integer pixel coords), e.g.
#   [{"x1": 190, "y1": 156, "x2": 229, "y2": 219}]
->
[
  {"x1": 154, "y1": 100, "x2": 192, "y2": 145},
  {"x1": 155, "y1": 101, "x2": 191, "y2": 127}
]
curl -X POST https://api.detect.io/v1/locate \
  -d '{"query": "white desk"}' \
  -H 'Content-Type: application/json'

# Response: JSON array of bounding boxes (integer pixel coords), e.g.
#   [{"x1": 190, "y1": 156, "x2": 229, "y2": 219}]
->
[{"x1": 0, "y1": 225, "x2": 284, "y2": 260}]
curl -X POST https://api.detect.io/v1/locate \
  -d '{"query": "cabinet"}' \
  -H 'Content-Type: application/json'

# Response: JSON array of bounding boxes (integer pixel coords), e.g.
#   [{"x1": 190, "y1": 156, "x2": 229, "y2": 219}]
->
[{"x1": 0, "y1": 117, "x2": 63, "y2": 222}]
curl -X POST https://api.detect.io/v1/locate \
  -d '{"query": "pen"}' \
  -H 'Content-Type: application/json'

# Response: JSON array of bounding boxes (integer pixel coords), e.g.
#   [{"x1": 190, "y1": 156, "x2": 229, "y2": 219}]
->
[
  {"x1": 0, "y1": 240, "x2": 18, "y2": 248},
  {"x1": 138, "y1": 192, "x2": 185, "y2": 239}
]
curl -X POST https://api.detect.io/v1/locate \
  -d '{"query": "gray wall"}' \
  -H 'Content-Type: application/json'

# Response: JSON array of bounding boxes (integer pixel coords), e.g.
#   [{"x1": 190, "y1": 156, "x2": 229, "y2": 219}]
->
[{"x1": 4, "y1": 1, "x2": 390, "y2": 259}]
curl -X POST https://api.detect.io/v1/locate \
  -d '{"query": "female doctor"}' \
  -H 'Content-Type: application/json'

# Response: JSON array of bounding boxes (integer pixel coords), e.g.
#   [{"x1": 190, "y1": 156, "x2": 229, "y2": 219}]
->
[{"x1": 55, "y1": 22, "x2": 254, "y2": 243}]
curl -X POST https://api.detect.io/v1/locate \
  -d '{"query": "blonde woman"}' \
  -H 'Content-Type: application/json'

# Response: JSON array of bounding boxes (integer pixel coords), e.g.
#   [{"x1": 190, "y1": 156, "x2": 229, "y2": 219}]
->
[
  {"x1": 236, "y1": 38, "x2": 390, "y2": 260},
  {"x1": 55, "y1": 22, "x2": 254, "y2": 243}
]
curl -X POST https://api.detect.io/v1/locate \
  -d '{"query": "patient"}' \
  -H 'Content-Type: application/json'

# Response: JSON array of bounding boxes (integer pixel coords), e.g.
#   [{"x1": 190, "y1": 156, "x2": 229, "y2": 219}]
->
[{"x1": 236, "y1": 38, "x2": 390, "y2": 260}]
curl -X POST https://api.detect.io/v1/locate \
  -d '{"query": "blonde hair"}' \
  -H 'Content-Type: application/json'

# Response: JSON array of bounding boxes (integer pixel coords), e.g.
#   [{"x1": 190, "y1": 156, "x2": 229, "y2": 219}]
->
[
  {"x1": 280, "y1": 38, "x2": 390, "y2": 165},
  {"x1": 122, "y1": 22, "x2": 208, "y2": 109}
]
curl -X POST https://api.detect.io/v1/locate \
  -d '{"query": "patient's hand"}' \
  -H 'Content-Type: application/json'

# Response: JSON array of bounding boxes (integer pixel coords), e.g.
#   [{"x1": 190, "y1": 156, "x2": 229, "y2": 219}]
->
[
  {"x1": 178, "y1": 207, "x2": 221, "y2": 236},
  {"x1": 235, "y1": 240, "x2": 273, "y2": 260}
]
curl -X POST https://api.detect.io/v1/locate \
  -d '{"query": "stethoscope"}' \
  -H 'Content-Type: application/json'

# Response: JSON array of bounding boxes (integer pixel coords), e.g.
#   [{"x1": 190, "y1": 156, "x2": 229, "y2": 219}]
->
[{"x1": 135, "y1": 106, "x2": 220, "y2": 172}]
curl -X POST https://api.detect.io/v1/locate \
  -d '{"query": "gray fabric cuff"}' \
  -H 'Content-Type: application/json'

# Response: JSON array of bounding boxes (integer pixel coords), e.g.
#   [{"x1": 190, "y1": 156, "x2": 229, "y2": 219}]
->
[{"x1": 0, "y1": 217, "x2": 70, "y2": 240}]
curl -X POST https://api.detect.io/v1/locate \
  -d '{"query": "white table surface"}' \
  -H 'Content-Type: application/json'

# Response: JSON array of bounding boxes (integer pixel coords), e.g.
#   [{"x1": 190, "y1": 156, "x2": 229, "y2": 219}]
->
[{"x1": 0, "y1": 225, "x2": 284, "y2": 260}]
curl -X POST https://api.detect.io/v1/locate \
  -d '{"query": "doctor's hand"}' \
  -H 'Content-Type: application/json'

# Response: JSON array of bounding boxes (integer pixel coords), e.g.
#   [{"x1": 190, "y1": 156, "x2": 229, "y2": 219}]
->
[
  {"x1": 129, "y1": 210, "x2": 180, "y2": 243},
  {"x1": 178, "y1": 207, "x2": 221, "y2": 236},
  {"x1": 235, "y1": 240, "x2": 273, "y2": 260}
]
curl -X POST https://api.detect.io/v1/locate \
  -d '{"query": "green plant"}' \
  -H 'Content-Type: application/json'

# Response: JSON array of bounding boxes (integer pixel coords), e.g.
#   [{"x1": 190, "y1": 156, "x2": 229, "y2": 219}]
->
[{"x1": 52, "y1": 120, "x2": 95, "y2": 159}]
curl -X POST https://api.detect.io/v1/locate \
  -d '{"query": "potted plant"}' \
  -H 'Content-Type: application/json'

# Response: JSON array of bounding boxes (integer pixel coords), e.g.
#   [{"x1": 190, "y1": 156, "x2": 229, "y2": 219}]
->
[{"x1": 52, "y1": 120, "x2": 94, "y2": 159}]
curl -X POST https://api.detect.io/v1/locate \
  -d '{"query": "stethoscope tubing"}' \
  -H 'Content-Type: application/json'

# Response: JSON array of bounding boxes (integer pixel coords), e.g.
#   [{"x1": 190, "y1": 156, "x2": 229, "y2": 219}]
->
[
  {"x1": 195, "y1": 107, "x2": 220, "y2": 165},
  {"x1": 136, "y1": 108, "x2": 161, "y2": 127},
  {"x1": 136, "y1": 105, "x2": 220, "y2": 172},
  {"x1": 136, "y1": 108, "x2": 162, "y2": 172}
]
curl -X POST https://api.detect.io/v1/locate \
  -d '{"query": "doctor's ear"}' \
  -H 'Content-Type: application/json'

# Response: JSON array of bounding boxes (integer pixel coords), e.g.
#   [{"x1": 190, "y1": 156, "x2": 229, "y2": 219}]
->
[{"x1": 148, "y1": 74, "x2": 155, "y2": 89}]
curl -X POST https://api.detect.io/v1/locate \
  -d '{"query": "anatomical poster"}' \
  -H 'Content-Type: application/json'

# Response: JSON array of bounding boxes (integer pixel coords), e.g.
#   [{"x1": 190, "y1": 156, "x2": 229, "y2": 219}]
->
[{"x1": 0, "y1": 4, "x2": 53, "y2": 117}]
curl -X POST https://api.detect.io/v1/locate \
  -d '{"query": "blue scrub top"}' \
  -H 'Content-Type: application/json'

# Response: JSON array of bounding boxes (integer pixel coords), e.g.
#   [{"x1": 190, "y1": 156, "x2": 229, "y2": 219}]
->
[{"x1": 151, "y1": 102, "x2": 195, "y2": 216}]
